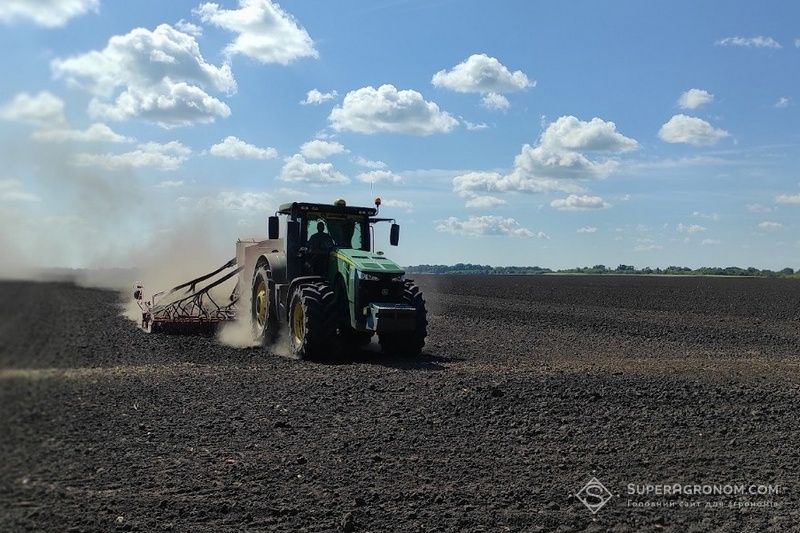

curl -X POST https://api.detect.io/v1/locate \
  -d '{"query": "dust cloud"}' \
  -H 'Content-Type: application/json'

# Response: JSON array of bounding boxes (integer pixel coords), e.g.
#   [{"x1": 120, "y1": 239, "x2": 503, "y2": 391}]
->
[
  {"x1": 0, "y1": 131, "x2": 269, "y2": 345},
  {"x1": 216, "y1": 289, "x2": 257, "y2": 348},
  {"x1": 215, "y1": 288, "x2": 292, "y2": 356},
  {"x1": 217, "y1": 318, "x2": 259, "y2": 348}
]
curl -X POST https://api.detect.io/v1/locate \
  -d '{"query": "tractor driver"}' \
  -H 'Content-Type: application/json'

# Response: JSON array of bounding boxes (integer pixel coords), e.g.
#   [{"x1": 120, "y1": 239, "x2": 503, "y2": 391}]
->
[
  {"x1": 308, "y1": 220, "x2": 335, "y2": 252},
  {"x1": 307, "y1": 220, "x2": 335, "y2": 275}
]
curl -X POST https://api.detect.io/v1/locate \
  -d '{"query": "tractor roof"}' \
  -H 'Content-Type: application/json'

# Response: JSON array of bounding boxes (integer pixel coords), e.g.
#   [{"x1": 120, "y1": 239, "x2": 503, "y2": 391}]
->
[{"x1": 277, "y1": 202, "x2": 377, "y2": 217}]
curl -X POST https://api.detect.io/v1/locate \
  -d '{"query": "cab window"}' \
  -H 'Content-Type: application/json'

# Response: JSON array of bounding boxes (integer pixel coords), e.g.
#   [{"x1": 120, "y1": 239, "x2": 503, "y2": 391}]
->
[{"x1": 306, "y1": 216, "x2": 367, "y2": 250}]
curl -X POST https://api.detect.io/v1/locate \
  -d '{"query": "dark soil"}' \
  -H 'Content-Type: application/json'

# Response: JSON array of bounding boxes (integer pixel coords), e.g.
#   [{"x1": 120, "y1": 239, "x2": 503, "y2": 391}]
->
[{"x1": 1, "y1": 275, "x2": 799, "y2": 532}]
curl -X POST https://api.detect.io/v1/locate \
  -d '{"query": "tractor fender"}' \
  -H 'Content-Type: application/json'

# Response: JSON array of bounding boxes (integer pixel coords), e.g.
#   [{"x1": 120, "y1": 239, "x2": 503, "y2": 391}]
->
[
  {"x1": 285, "y1": 276, "x2": 325, "y2": 320},
  {"x1": 256, "y1": 252, "x2": 287, "y2": 317},
  {"x1": 257, "y1": 251, "x2": 287, "y2": 284}
]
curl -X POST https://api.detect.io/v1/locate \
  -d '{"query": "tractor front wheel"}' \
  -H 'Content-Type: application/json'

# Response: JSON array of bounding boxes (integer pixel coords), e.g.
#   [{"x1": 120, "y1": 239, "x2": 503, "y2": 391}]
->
[
  {"x1": 289, "y1": 281, "x2": 338, "y2": 359},
  {"x1": 378, "y1": 280, "x2": 428, "y2": 356}
]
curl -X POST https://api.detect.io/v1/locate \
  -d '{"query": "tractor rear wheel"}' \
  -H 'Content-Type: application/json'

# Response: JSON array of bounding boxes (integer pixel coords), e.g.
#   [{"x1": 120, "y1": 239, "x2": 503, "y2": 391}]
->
[
  {"x1": 378, "y1": 280, "x2": 428, "y2": 356},
  {"x1": 252, "y1": 266, "x2": 278, "y2": 345},
  {"x1": 289, "y1": 281, "x2": 338, "y2": 359}
]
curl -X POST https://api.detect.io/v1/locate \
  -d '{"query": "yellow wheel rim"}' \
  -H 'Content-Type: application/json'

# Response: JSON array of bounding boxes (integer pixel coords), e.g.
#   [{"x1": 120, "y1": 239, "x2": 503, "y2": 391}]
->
[
  {"x1": 255, "y1": 280, "x2": 267, "y2": 328},
  {"x1": 291, "y1": 300, "x2": 304, "y2": 345}
]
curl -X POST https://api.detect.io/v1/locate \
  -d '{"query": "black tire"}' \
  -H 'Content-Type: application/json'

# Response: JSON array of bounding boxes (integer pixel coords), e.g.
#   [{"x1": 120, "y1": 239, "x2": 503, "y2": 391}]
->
[
  {"x1": 251, "y1": 266, "x2": 278, "y2": 345},
  {"x1": 288, "y1": 281, "x2": 338, "y2": 359},
  {"x1": 378, "y1": 280, "x2": 427, "y2": 356},
  {"x1": 333, "y1": 277, "x2": 372, "y2": 352}
]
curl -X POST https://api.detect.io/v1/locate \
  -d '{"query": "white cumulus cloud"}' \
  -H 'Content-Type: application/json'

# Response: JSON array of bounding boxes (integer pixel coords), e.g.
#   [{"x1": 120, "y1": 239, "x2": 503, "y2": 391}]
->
[
  {"x1": 0, "y1": 0, "x2": 98, "y2": 27},
  {"x1": 432, "y1": 53, "x2": 533, "y2": 94},
  {"x1": 577, "y1": 226, "x2": 598, "y2": 233},
  {"x1": 279, "y1": 154, "x2": 349, "y2": 184},
  {"x1": 357, "y1": 170, "x2": 402, "y2": 184},
  {"x1": 301, "y1": 89, "x2": 337, "y2": 105},
  {"x1": 658, "y1": 114, "x2": 729, "y2": 146},
  {"x1": 436, "y1": 216, "x2": 538, "y2": 238},
  {"x1": 453, "y1": 171, "x2": 581, "y2": 204},
  {"x1": 209, "y1": 136, "x2": 277, "y2": 159},
  {"x1": 452, "y1": 171, "x2": 503, "y2": 196},
  {"x1": 746, "y1": 203, "x2": 773, "y2": 213},
  {"x1": 452, "y1": 172, "x2": 532, "y2": 207},
  {"x1": 32, "y1": 123, "x2": 132, "y2": 143},
  {"x1": 353, "y1": 156, "x2": 387, "y2": 169},
  {"x1": 677, "y1": 223, "x2": 707, "y2": 234},
  {"x1": 451, "y1": 116, "x2": 636, "y2": 204},
  {"x1": 196, "y1": 0, "x2": 318, "y2": 64},
  {"x1": 512, "y1": 144, "x2": 617, "y2": 182},
  {"x1": 551, "y1": 194, "x2": 610, "y2": 210},
  {"x1": 432, "y1": 53, "x2": 533, "y2": 111},
  {"x1": 74, "y1": 141, "x2": 191, "y2": 171},
  {"x1": 381, "y1": 199, "x2": 413, "y2": 211},
  {"x1": 175, "y1": 19, "x2": 202, "y2": 36},
  {"x1": 758, "y1": 221, "x2": 783, "y2": 232},
  {"x1": 716, "y1": 36, "x2": 782, "y2": 49},
  {"x1": 300, "y1": 140, "x2": 346, "y2": 160},
  {"x1": 539, "y1": 115, "x2": 639, "y2": 153},
  {"x1": 465, "y1": 195, "x2": 506, "y2": 209},
  {"x1": 775, "y1": 193, "x2": 800, "y2": 204},
  {"x1": 481, "y1": 92, "x2": 509, "y2": 110},
  {"x1": 0, "y1": 91, "x2": 66, "y2": 127},
  {"x1": 678, "y1": 89, "x2": 714, "y2": 109},
  {"x1": 329, "y1": 84, "x2": 458, "y2": 135},
  {"x1": 1, "y1": 92, "x2": 135, "y2": 144},
  {"x1": 509, "y1": 115, "x2": 637, "y2": 185},
  {"x1": 52, "y1": 24, "x2": 236, "y2": 127},
  {"x1": 692, "y1": 211, "x2": 719, "y2": 221},
  {"x1": 463, "y1": 119, "x2": 489, "y2": 131}
]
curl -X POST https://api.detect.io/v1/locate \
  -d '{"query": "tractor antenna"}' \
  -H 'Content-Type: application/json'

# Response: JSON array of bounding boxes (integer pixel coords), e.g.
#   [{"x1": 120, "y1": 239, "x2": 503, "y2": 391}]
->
[{"x1": 369, "y1": 176, "x2": 374, "y2": 205}]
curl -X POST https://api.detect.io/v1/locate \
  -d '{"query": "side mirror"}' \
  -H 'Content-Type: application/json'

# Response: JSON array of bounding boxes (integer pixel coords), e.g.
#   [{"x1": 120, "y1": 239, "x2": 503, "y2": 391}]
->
[
  {"x1": 268, "y1": 216, "x2": 279, "y2": 239},
  {"x1": 390, "y1": 223, "x2": 400, "y2": 246}
]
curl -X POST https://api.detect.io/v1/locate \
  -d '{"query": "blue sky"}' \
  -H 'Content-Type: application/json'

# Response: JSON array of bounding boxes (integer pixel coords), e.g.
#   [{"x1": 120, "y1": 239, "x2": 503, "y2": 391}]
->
[{"x1": 0, "y1": 0, "x2": 798, "y2": 272}]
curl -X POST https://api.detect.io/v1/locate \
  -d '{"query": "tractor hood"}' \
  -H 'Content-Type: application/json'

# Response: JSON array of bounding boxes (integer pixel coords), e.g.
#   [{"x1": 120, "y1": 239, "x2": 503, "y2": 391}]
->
[{"x1": 334, "y1": 248, "x2": 404, "y2": 274}]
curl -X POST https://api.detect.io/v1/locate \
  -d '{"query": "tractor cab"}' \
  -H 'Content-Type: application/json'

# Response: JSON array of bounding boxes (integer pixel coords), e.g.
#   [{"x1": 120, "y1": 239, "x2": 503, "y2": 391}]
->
[
  {"x1": 294, "y1": 205, "x2": 371, "y2": 276},
  {"x1": 270, "y1": 199, "x2": 400, "y2": 278}
]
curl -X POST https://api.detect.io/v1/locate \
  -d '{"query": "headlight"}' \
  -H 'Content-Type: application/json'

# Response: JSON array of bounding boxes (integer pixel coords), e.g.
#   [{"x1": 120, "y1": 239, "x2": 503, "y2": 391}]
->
[{"x1": 357, "y1": 270, "x2": 381, "y2": 281}]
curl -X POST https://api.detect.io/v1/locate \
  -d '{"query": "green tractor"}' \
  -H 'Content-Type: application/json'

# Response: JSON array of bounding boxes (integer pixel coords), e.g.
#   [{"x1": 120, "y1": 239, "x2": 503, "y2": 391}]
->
[{"x1": 236, "y1": 198, "x2": 427, "y2": 359}]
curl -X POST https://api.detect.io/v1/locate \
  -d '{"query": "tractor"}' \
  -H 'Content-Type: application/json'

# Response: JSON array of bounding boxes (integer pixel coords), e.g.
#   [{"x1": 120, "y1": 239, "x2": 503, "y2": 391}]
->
[
  {"x1": 135, "y1": 198, "x2": 427, "y2": 359},
  {"x1": 244, "y1": 198, "x2": 427, "y2": 358}
]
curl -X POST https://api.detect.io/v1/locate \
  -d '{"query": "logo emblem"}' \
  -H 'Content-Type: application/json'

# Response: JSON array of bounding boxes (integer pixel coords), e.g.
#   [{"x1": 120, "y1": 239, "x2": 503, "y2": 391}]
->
[{"x1": 575, "y1": 477, "x2": 613, "y2": 514}]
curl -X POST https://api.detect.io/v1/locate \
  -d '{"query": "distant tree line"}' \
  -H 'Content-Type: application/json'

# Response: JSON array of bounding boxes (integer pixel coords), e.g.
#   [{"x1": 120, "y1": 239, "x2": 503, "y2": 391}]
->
[
  {"x1": 405, "y1": 263, "x2": 553, "y2": 275},
  {"x1": 405, "y1": 263, "x2": 799, "y2": 278}
]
